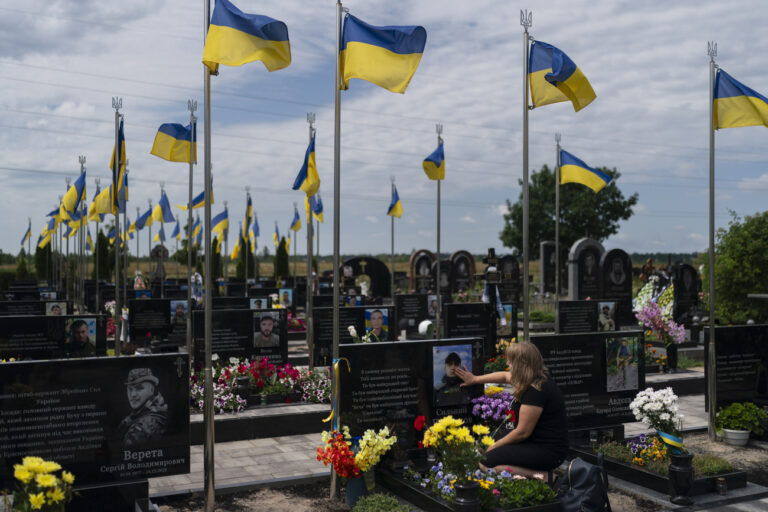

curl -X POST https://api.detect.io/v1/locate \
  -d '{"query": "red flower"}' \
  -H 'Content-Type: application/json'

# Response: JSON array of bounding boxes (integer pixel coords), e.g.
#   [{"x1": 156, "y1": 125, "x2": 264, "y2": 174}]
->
[
  {"x1": 506, "y1": 409, "x2": 517, "y2": 424},
  {"x1": 414, "y1": 415, "x2": 426, "y2": 432},
  {"x1": 417, "y1": 441, "x2": 424, "y2": 449}
]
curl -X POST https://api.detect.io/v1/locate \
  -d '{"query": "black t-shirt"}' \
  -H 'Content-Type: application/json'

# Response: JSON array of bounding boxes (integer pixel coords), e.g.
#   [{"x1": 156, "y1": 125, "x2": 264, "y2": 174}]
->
[{"x1": 511, "y1": 377, "x2": 568, "y2": 453}]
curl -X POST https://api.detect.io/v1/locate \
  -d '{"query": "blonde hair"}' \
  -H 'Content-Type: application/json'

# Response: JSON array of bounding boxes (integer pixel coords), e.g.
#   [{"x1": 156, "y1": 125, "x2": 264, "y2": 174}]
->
[{"x1": 506, "y1": 342, "x2": 548, "y2": 399}]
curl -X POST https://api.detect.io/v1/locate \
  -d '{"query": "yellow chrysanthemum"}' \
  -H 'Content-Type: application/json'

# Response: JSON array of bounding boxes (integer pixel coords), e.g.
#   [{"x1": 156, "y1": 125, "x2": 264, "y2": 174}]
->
[
  {"x1": 35, "y1": 473, "x2": 57, "y2": 488},
  {"x1": 485, "y1": 386, "x2": 503, "y2": 396},
  {"x1": 472, "y1": 424, "x2": 490, "y2": 436},
  {"x1": 22, "y1": 457, "x2": 45, "y2": 473},
  {"x1": 40, "y1": 461, "x2": 61, "y2": 473},
  {"x1": 29, "y1": 493, "x2": 45, "y2": 510},
  {"x1": 481, "y1": 436, "x2": 494, "y2": 447},
  {"x1": 14, "y1": 465, "x2": 33, "y2": 484},
  {"x1": 47, "y1": 487, "x2": 65, "y2": 503},
  {"x1": 61, "y1": 471, "x2": 75, "y2": 485}
]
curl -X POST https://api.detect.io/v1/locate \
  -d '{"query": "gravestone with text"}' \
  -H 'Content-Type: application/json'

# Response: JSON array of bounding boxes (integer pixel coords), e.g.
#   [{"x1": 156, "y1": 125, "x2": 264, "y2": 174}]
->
[
  {"x1": 600, "y1": 248, "x2": 634, "y2": 327},
  {"x1": 444, "y1": 302, "x2": 493, "y2": 360},
  {"x1": 431, "y1": 260, "x2": 453, "y2": 296},
  {"x1": 341, "y1": 257, "x2": 391, "y2": 299},
  {"x1": 497, "y1": 255, "x2": 521, "y2": 304},
  {"x1": 672, "y1": 264, "x2": 700, "y2": 325},
  {"x1": 568, "y1": 238, "x2": 605, "y2": 300},
  {"x1": 449, "y1": 251, "x2": 476, "y2": 292},
  {"x1": 193, "y1": 309, "x2": 288, "y2": 364},
  {"x1": 410, "y1": 250, "x2": 435, "y2": 294},
  {"x1": 394, "y1": 294, "x2": 429, "y2": 338},
  {"x1": 0, "y1": 314, "x2": 107, "y2": 360},
  {"x1": 708, "y1": 325, "x2": 768, "y2": 411},
  {"x1": 312, "y1": 306, "x2": 395, "y2": 366}
]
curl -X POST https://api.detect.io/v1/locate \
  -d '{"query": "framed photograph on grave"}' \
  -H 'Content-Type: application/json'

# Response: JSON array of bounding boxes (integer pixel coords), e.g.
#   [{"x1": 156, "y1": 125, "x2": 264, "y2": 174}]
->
[
  {"x1": 45, "y1": 302, "x2": 66, "y2": 316},
  {"x1": 64, "y1": 317, "x2": 97, "y2": 357},
  {"x1": 427, "y1": 294, "x2": 440, "y2": 318},
  {"x1": 249, "y1": 297, "x2": 271, "y2": 310},
  {"x1": 605, "y1": 336, "x2": 639, "y2": 392},
  {"x1": 136, "y1": 290, "x2": 151, "y2": 299},
  {"x1": 364, "y1": 308, "x2": 389, "y2": 342},
  {"x1": 345, "y1": 295, "x2": 363, "y2": 307},
  {"x1": 253, "y1": 311, "x2": 281, "y2": 348},
  {"x1": 278, "y1": 288, "x2": 293, "y2": 308},
  {"x1": 40, "y1": 291, "x2": 57, "y2": 300},
  {"x1": 598, "y1": 301, "x2": 616, "y2": 332},
  {"x1": 170, "y1": 300, "x2": 187, "y2": 327},
  {"x1": 433, "y1": 344, "x2": 473, "y2": 407}
]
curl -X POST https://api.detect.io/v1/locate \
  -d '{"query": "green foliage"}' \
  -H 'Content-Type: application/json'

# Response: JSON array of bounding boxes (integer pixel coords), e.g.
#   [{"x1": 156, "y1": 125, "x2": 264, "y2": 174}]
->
[
  {"x1": 597, "y1": 441, "x2": 734, "y2": 477},
  {"x1": 273, "y1": 237, "x2": 289, "y2": 281},
  {"x1": 15, "y1": 255, "x2": 30, "y2": 280},
  {"x1": 499, "y1": 164, "x2": 638, "y2": 255},
  {"x1": 34, "y1": 243, "x2": 51, "y2": 281},
  {"x1": 703, "y1": 211, "x2": 768, "y2": 323},
  {"x1": 716, "y1": 402, "x2": 768, "y2": 435},
  {"x1": 496, "y1": 479, "x2": 556, "y2": 510},
  {"x1": 352, "y1": 493, "x2": 410, "y2": 512},
  {"x1": 693, "y1": 454, "x2": 734, "y2": 475},
  {"x1": 524, "y1": 310, "x2": 555, "y2": 323},
  {"x1": 235, "y1": 233, "x2": 256, "y2": 279},
  {"x1": 93, "y1": 228, "x2": 111, "y2": 280},
  {"x1": 209, "y1": 249, "x2": 222, "y2": 280}
]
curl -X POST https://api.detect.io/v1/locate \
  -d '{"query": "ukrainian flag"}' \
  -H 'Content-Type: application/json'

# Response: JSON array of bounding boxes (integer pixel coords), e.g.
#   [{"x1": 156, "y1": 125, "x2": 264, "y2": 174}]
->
[
  {"x1": 20, "y1": 224, "x2": 31, "y2": 247},
  {"x1": 151, "y1": 123, "x2": 197, "y2": 163},
  {"x1": 341, "y1": 14, "x2": 427, "y2": 94},
  {"x1": 714, "y1": 69, "x2": 768, "y2": 129},
  {"x1": 559, "y1": 150, "x2": 612, "y2": 193},
  {"x1": 154, "y1": 225, "x2": 166, "y2": 243},
  {"x1": 289, "y1": 208, "x2": 301, "y2": 232},
  {"x1": 135, "y1": 208, "x2": 153, "y2": 231},
  {"x1": 248, "y1": 221, "x2": 258, "y2": 253},
  {"x1": 177, "y1": 185, "x2": 214, "y2": 210},
  {"x1": 529, "y1": 41, "x2": 596, "y2": 112},
  {"x1": 230, "y1": 230, "x2": 242, "y2": 260},
  {"x1": 90, "y1": 186, "x2": 113, "y2": 219},
  {"x1": 292, "y1": 135, "x2": 320, "y2": 196},
  {"x1": 60, "y1": 172, "x2": 87, "y2": 220},
  {"x1": 203, "y1": 0, "x2": 291, "y2": 74},
  {"x1": 423, "y1": 143, "x2": 445, "y2": 180},
  {"x1": 171, "y1": 218, "x2": 181, "y2": 240},
  {"x1": 192, "y1": 215, "x2": 201, "y2": 243},
  {"x1": 212, "y1": 209, "x2": 229, "y2": 237},
  {"x1": 195, "y1": 225, "x2": 203, "y2": 248},
  {"x1": 110, "y1": 119, "x2": 127, "y2": 209},
  {"x1": 244, "y1": 195, "x2": 252, "y2": 232},
  {"x1": 86, "y1": 230, "x2": 94, "y2": 252},
  {"x1": 311, "y1": 194, "x2": 324, "y2": 223},
  {"x1": 273, "y1": 224, "x2": 280, "y2": 247},
  {"x1": 252, "y1": 216, "x2": 260, "y2": 237},
  {"x1": 388, "y1": 186, "x2": 403, "y2": 218},
  {"x1": 107, "y1": 228, "x2": 116, "y2": 245},
  {"x1": 152, "y1": 192, "x2": 174, "y2": 223}
]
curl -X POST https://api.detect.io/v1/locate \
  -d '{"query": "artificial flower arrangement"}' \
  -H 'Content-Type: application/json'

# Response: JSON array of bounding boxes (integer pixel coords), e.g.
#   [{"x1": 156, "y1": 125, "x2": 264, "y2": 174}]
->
[
  {"x1": 471, "y1": 390, "x2": 515, "y2": 432},
  {"x1": 633, "y1": 276, "x2": 684, "y2": 347},
  {"x1": 483, "y1": 338, "x2": 515, "y2": 373},
  {"x1": 286, "y1": 311, "x2": 306, "y2": 332},
  {"x1": 316, "y1": 425, "x2": 397, "y2": 485},
  {"x1": 422, "y1": 416, "x2": 495, "y2": 485},
  {"x1": 2, "y1": 457, "x2": 75, "y2": 512},
  {"x1": 347, "y1": 326, "x2": 377, "y2": 344}
]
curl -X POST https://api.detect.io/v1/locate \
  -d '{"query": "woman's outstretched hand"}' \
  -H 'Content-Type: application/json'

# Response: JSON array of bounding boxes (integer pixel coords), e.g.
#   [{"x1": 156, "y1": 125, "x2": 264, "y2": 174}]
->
[{"x1": 453, "y1": 366, "x2": 476, "y2": 387}]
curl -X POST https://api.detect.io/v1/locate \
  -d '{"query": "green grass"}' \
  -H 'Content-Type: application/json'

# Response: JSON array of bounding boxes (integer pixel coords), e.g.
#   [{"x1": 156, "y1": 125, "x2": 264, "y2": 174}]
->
[{"x1": 596, "y1": 442, "x2": 733, "y2": 477}]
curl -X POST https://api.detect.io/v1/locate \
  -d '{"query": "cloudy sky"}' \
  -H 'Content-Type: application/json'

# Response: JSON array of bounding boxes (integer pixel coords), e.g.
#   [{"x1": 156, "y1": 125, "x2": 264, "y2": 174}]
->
[{"x1": 2, "y1": 0, "x2": 768, "y2": 260}]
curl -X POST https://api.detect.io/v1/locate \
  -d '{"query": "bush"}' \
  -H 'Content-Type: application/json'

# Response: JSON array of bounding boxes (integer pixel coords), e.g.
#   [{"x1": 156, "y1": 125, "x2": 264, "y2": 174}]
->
[
  {"x1": 716, "y1": 402, "x2": 768, "y2": 435},
  {"x1": 598, "y1": 441, "x2": 733, "y2": 477},
  {"x1": 352, "y1": 493, "x2": 410, "y2": 512},
  {"x1": 693, "y1": 454, "x2": 734, "y2": 475}
]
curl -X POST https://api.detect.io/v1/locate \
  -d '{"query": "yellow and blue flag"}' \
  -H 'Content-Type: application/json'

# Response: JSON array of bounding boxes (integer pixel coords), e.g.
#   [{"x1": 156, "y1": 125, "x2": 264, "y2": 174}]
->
[
  {"x1": 134, "y1": 208, "x2": 153, "y2": 231},
  {"x1": 273, "y1": 223, "x2": 280, "y2": 247},
  {"x1": 212, "y1": 208, "x2": 229, "y2": 237},
  {"x1": 177, "y1": 184, "x2": 214, "y2": 210},
  {"x1": 110, "y1": 119, "x2": 127, "y2": 210},
  {"x1": 230, "y1": 228, "x2": 242, "y2": 260},
  {"x1": 529, "y1": 41, "x2": 596, "y2": 112},
  {"x1": 423, "y1": 143, "x2": 445, "y2": 180},
  {"x1": 20, "y1": 223, "x2": 31, "y2": 247},
  {"x1": 388, "y1": 186, "x2": 403, "y2": 218},
  {"x1": 86, "y1": 229, "x2": 94, "y2": 252},
  {"x1": 151, "y1": 122, "x2": 197, "y2": 163},
  {"x1": 152, "y1": 192, "x2": 174, "y2": 223},
  {"x1": 171, "y1": 218, "x2": 181, "y2": 240},
  {"x1": 559, "y1": 149, "x2": 612, "y2": 193},
  {"x1": 289, "y1": 208, "x2": 301, "y2": 232},
  {"x1": 311, "y1": 194, "x2": 324, "y2": 223},
  {"x1": 292, "y1": 135, "x2": 320, "y2": 196},
  {"x1": 244, "y1": 194, "x2": 252, "y2": 233},
  {"x1": 153, "y1": 224, "x2": 166, "y2": 243},
  {"x1": 60, "y1": 171, "x2": 87, "y2": 220},
  {"x1": 341, "y1": 14, "x2": 426, "y2": 94},
  {"x1": 192, "y1": 215, "x2": 202, "y2": 247},
  {"x1": 714, "y1": 69, "x2": 768, "y2": 129},
  {"x1": 203, "y1": 0, "x2": 291, "y2": 74},
  {"x1": 90, "y1": 186, "x2": 112, "y2": 220},
  {"x1": 248, "y1": 220, "x2": 258, "y2": 253}
]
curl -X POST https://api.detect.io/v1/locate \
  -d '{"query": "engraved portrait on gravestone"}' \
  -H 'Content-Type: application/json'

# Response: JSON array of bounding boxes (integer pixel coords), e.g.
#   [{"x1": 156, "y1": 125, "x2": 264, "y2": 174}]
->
[
  {"x1": 117, "y1": 368, "x2": 168, "y2": 446},
  {"x1": 608, "y1": 257, "x2": 626, "y2": 286},
  {"x1": 584, "y1": 252, "x2": 596, "y2": 277}
]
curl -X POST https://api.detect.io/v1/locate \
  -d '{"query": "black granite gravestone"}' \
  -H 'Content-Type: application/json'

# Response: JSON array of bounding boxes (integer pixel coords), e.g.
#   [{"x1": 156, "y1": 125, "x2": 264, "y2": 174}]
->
[
  {"x1": 311, "y1": 306, "x2": 394, "y2": 366},
  {"x1": 568, "y1": 238, "x2": 605, "y2": 300},
  {"x1": 394, "y1": 294, "x2": 429, "y2": 337},
  {"x1": 128, "y1": 299, "x2": 171, "y2": 343},
  {"x1": 0, "y1": 300, "x2": 74, "y2": 316},
  {"x1": 449, "y1": 251, "x2": 475, "y2": 292},
  {"x1": 410, "y1": 250, "x2": 435, "y2": 294},
  {"x1": 708, "y1": 325, "x2": 768, "y2": 410},
  {"x1": 341, "y1": 257, "x2": 392, "y2": 299},
  {"x1": 540, "y1": 241, "x2": 557, "y2": 294},
  {"x1": 0, "y1": 353, "x2": 190, "y2": 486},
  {"x1": 672, "y1": 264, "x2": 699, "y2": 325},
  {"x1": 444, "y1": 303, "x2": 494, "y2": 360},
  {"x1": 193, "y1": 309, "x2": 288, "y2": 365},
  {"x1": 600, "y1": 249, "x2": 634, "y2": 327},
  {"x1": 532, "y1": 331, "x2": 645, "y2": 429},
  {"x1": 431, "y1": 260, "x2": 453, "y2": 296},
  {"x1": 497, "y1": 255, "x2": 521, "y2": 304},
  {"x1": 0, "y1": 314, "x2": 107, "y2": 360},
  {"x1": 557, "y1": 301, "x2": 598, "y2": 333}
]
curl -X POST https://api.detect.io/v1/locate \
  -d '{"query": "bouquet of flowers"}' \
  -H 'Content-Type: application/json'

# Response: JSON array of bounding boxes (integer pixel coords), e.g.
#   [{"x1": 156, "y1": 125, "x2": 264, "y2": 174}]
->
[
  {"x1": 629, "y1": 387, "x2": 685, "y2": 453},
  {"x1": 628, "y1": 433, "x2": 668, "y2": 467},
  {"x1": 422, "y1": 416, "x2": 495, "y2": 484},
  {"x1": 635, "y1": 301, "x2": 684, "y2": 347},
  {"x1": 316, "y1": 425, "x2": 397, "y2": 479},
  {"x1": 471, "y1": 391, "x2": 515, "y2": 431},
  {"x1": 347, "y1": 325, "x2": 376, "y2": 343},
  {"x1": 296, "y1": 368, "x2": 331, "y2": 403},
  {"x1": 4, "y1": 457, "x2": 75, "y2": 511}
]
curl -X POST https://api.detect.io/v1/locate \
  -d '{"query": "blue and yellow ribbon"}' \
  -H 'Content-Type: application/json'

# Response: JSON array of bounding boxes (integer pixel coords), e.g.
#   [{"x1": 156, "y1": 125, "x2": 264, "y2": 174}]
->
[
  {"x1": 322, "y1": 357, "x2": 350, "y2": 430},
  {"x1": 657, "y1": 430, "x2": 684, "y2": 454}
]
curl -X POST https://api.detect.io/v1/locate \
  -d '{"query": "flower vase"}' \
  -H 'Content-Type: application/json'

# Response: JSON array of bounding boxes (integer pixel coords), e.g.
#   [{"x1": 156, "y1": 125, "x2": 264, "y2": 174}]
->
[
  {"x1": 668, "y1": 453, "x2": 694, "y2": 506},
  {"x1": 667, "y1": 344, "x2": 679, "y2": 373},
  {"x1": 453, "y1": 480, "x2": 481, "y2": 512},
  {"x1": 344, "y1": 476, "x2": 367, "y2": 507}
]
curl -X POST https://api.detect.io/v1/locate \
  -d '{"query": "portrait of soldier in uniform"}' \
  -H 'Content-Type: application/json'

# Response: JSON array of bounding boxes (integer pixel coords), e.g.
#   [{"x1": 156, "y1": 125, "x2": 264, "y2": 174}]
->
[
  {"x1": 117, "y1": 368, "x2": 168, "y2": 446},
  {"x1": 253, "y1": 313, "x2": 280, "y2": 348}
]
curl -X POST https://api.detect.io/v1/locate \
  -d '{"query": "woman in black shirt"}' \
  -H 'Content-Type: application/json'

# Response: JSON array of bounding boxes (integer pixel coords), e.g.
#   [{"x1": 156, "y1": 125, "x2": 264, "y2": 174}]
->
[{"x1": 454, "y1": 342, "x2": 568, "y2": 477}]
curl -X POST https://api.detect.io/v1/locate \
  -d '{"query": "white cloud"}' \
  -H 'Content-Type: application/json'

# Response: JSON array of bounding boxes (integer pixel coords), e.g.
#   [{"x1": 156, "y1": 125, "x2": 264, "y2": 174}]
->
[
  {"x1": 364, "y1": 216, "x2": 378, "y2": 224},
  {"x1": 459, "y1": 215, "x2": 476, "y2": 224}
]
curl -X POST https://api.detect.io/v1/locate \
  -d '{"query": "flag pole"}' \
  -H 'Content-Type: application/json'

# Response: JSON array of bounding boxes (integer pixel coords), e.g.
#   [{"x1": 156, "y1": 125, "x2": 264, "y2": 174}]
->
[
  {"x1": 111, "y1": 97, "x2": 122, "y2": 356},
  {"x1": 175, "y1": 215, "x2": 180, "y2": 280},
  {"x1": 148, "y1": 199, "x2": 153, "y2": 288},
  {"x1": 65, "y1": 177, "x2": 71, "y2": 301},
  {"x1": 521, "y1": 10, "x2": 532, "y2": 342},
  {"x1": 187, "y1": 99, "x2": 197, "y2": 356},
  {"x1": 554, "y1": 133, "x2": 561, "y2": 331},
  {"x1": 160, "y1": 184, "x2": 166, "y2": 299},
  {"x1": 223, "y1": 202, "x2": 228, "y2": 279},
  {"x1": 390, "y1": 176, "x2": 395, "y2": 301},
  {"x1": 136, "y1": 207, "x2": 140, "y2": 279},
  {"x1": 123, "y1": 166, "x2": 130, "y2": 309},
  {"x1": 707, "y1": 41, "x2": 718, "y2": 441},
  {"x1": 78, "y1": 156, "x2": 86, "y2": 313},
  {"x1": 245, "y1": 188, "x2": 250, "y2": 289},
  {"x1": 95, "y1": 178, "x2": 101, "y2": 303},
  {"x1": 435, "y1": 124, "x2": 443, "y2": 339},
  {"x1": 331, "y1": 0, "x2": 345, "y2": 498},
  {"x1": 293, "y1": 202, "x2": 298, "y2": 283},
  {"x1": 27, "y1": 218, "x2": 31, "y2": 282},
  {"x1": 306, "y1": 112, "x2": 316, "y2": 369}
]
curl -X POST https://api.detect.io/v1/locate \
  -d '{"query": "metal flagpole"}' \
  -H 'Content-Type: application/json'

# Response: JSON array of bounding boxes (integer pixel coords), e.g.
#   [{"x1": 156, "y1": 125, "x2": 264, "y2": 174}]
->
[
  {"x1": 79, "y1": 156, "x2": 86, "y2": 313},
  {"x1": 136, "y1": 208, "x2": 140, "y2": 278},
  {"x1": 316, "y1": 201, "x2": 320, "y2": 257},
  {"x1": 292, "y1": 202, "x2": 298, "y2": 284},
  {"x1": 95, "y1": 178, "x2": 101, "y2": 304},
  {"x1": 306, "y1": 112, "x2": 316, "y2": 368},
  {"x1": 160, "y1": 183, "x2": 166, "y2": 299},
  {"x1": 554, "y1": 133, "x2": 561, "y2": 331},
  {"x1": 123, "y1": 166, "x2": 130, "y2": 309},
  {"x1": 65, "y1": 177, "x2": 71, "y2": 301},
  {"x1": 435, "y1": 124, "x2": 443, "y2": 339},
  {"x1": 390, "y1": 176, "x2": 395, "y2": 300},
  {"x1": 707, "y1": 41, "x2": 718, "y2": 441},
  {"x1": 223, "y1": 201, "x2": 228, "y2": 279},
  {"x1": 245, "y1": 188, "x2": 250, "y2": 288},
  {"x1": 27, "y1": 217, "x2": 31, "y2": 281},
  {"x1": 521, "y1": 10, "x2": 532, "y2": 342},
  {"x1": 187, "y1": 99, "x2": 197, "y2": 357},
  {"x1": 331, "y1": 0, "x2": 345, "y2": 498},
  {"x1": 148, "y1": 198, "x2": 153, "y2": 287},
  {"x1": 203, "y1": 0, "x2": 215, "y2": 506},
  {"x1": 112, "y1": 96, "x2": 122, "y2": 357},
  {"x1": 55, "y1": 200, "x2": 60, "y2": 293},
  {"x1": 175, "y1": 215, "x2": 180, "y2": 280}
]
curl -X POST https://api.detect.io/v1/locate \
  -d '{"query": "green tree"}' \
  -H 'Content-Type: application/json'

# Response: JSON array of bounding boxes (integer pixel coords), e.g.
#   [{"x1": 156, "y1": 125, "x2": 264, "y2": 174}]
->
[
  {"x1": 235, "y1": 233, "x2": 256, "y2": 279},
  {"x1": 93, "y1": 228, "x2": 111, "y2": 279},
  {"x1": 500, "y1": 164, "x2": 639, "y2": 255},
  {"x1": 273, "y1": 237, "x2": 289, "y2": 281},
  {"x1": 703, "y1": 211, "x2": 768, "y2": 324},
  {"x1": 15, "y1": 252, "x2": 30, "y2": 280},
  {"x1": 35, "y1": 242, "x2": 52, "y2": 281}
]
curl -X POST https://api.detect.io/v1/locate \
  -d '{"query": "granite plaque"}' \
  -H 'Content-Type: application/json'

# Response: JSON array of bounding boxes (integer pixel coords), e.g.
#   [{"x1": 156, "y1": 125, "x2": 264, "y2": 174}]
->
[
  {"x1": 0, "y1": 315, "x2": 107, "y2": 360},
  {"x1": 444, "y1": 302, "x2": 493, "y2": 359},
  {"x1": 394, "y1": 294, "x2": 429, "y2": 337},
  {"x1": 193, "y1": 309, "x2": 288, "y2": 365},
  {"x1": 497, "y1": 255, "x2": 521, "y2": 304},
  {"x1": 709, "y1": 325, "x2": 768, "y2": 410},
  {"x1": 557, "y1": 301, "x2": 598, "y2": 333}
]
